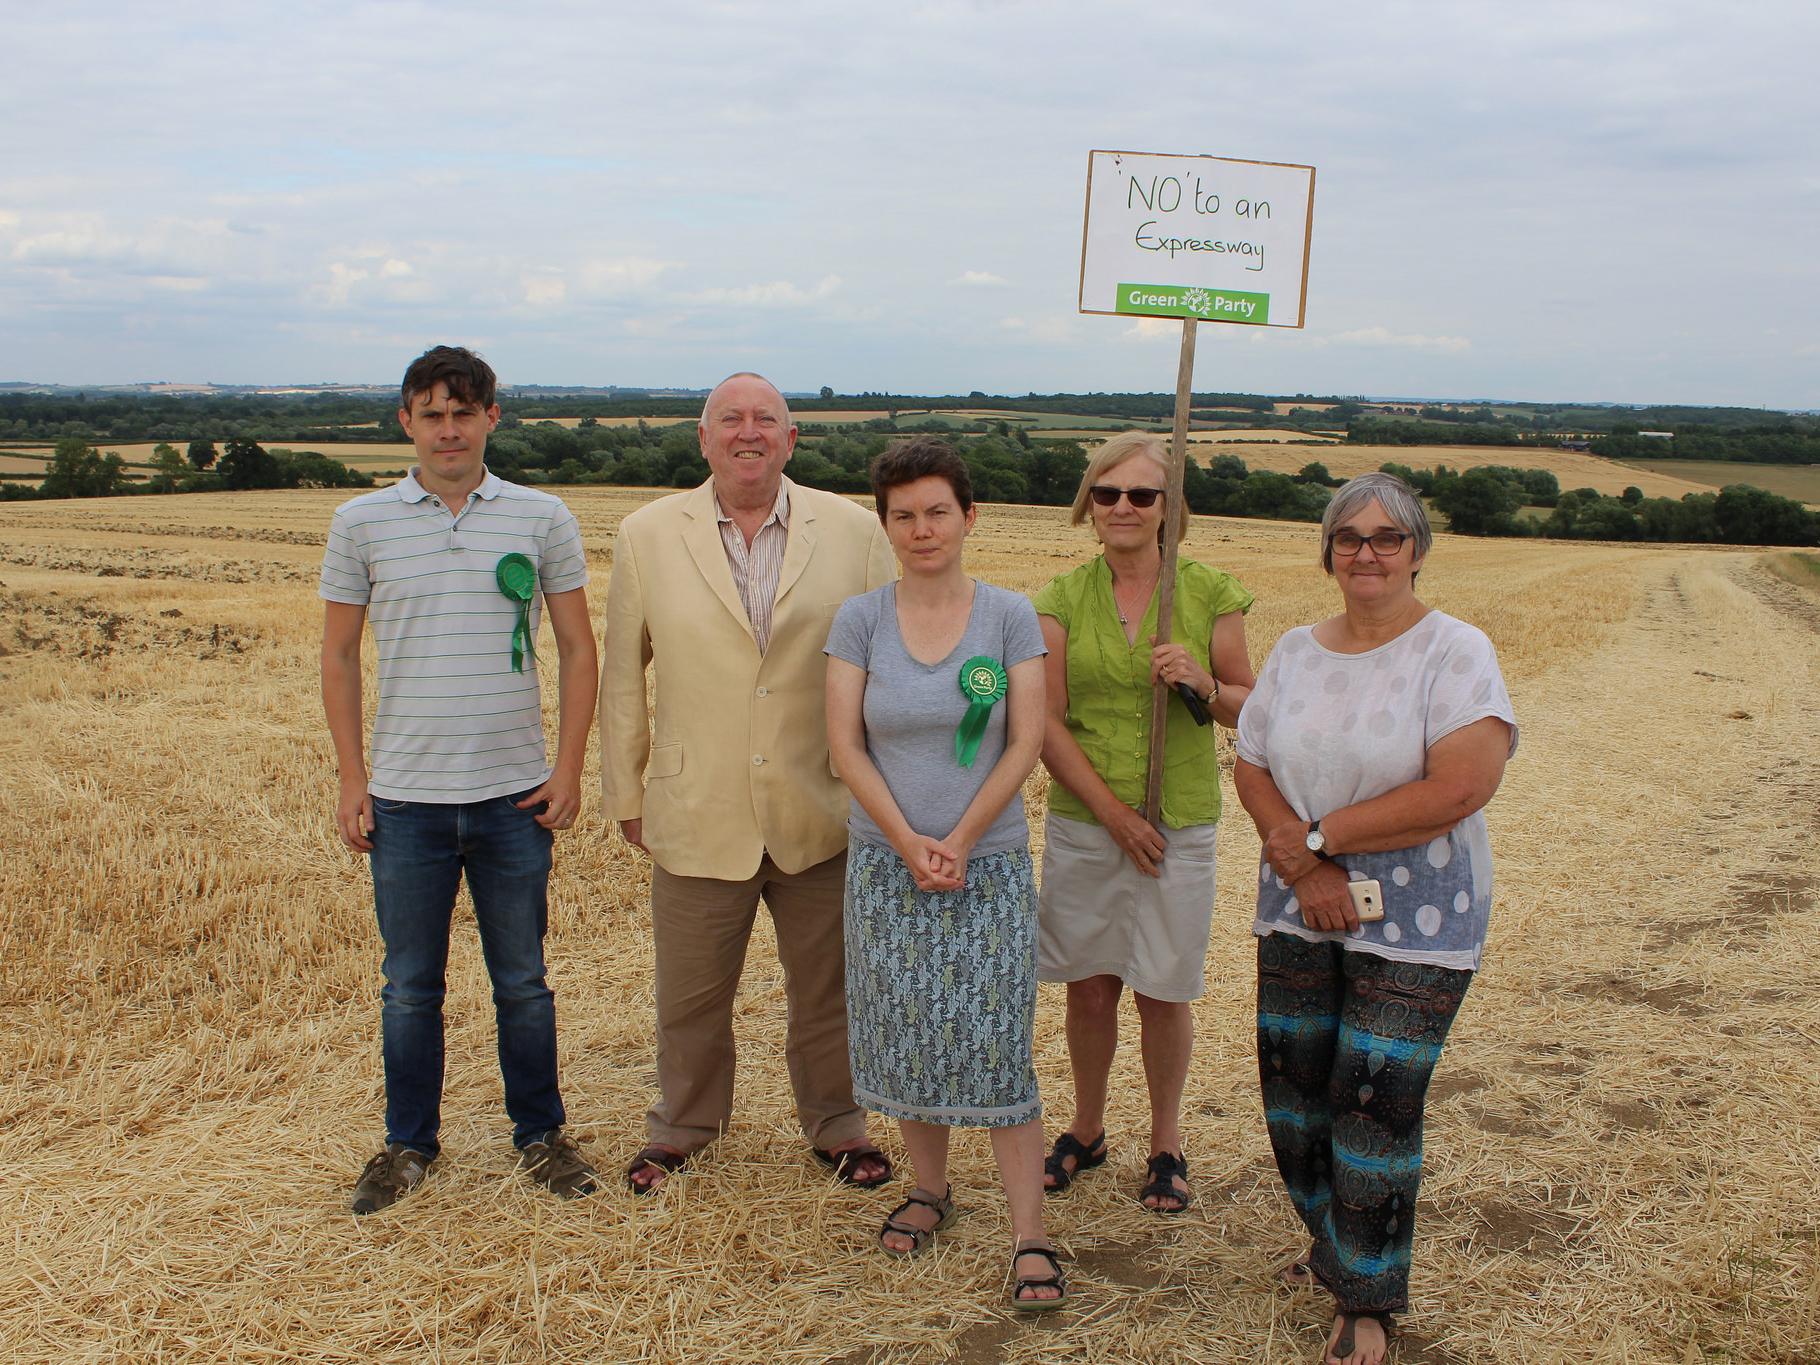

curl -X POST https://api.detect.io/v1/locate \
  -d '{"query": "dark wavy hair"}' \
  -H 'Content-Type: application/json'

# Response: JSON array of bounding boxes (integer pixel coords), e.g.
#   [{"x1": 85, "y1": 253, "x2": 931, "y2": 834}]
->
[
  {"x1": 868, "y1": 435, "x2": 974, "y2": 519},
  {"x1": 401, "y1": 345, "x2": 497, "y2": 411}
]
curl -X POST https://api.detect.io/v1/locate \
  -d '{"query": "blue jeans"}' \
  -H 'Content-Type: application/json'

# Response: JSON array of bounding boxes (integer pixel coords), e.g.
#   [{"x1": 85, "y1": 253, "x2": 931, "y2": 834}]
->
[{"x1": 369, "y1": 788, "x2": 565, "y2": 1154}]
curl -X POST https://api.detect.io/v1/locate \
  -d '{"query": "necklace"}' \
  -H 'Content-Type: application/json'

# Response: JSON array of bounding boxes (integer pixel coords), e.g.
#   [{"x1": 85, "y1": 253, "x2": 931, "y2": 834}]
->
[{"x1": 1112, "y1": 563, "x2": 1161, "y2": 625}]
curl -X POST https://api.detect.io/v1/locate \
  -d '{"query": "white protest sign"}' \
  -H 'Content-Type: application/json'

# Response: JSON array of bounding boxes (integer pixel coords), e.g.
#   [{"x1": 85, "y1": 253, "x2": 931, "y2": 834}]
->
[{"x1": 1079, "y1": 150, "x2": 1316, "y2": 328}]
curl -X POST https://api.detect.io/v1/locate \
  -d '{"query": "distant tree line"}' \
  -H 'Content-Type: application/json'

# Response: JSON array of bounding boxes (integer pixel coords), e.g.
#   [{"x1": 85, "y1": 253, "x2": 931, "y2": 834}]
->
[
  {"x1": 4, "y1": 437, "x2": 373, "y2": 501},
  {"x1": 1384, "y1": 462, "x2": 1819, "y2": 546},
  {"x1": 0, "y1": 388, "x2": 1353, "y2": 446},
  {"x1": 6, "y1": 391, "x2": 1812, "y2": 454},
  {"x1": 1589, "y1": 430, "x2": 1820, "y2": 465},
  {"x1": 1351, "y1": 415, "x2": 1820, "y2": 464},
  {"x1": 0, "y1": 393, "x2": 396, "y2": 444},
  {"x1": 16, "y1": 420, "x2": 1814, "y2": 547},
  {"x1": 1347, "y1": 417, "x2": 1538, "y2": 448},
  {"x1": 471, "y1": 420, "x2": 1345, "y2": 522}
]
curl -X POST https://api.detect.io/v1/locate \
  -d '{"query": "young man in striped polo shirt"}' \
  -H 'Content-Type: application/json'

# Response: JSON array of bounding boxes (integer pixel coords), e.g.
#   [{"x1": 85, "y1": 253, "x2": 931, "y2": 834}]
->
[{"x1": 320, "y1": 345, "x2": 600, "y2": 1214}]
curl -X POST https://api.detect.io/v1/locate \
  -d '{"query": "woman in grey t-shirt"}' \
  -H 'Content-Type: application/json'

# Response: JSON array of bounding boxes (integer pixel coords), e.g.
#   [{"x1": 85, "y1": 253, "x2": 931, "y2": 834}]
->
[
  {"x1": 824, "y1": 437, "x2": 1064, "y2": 1312},
  {"x1": 1233, "y1": 473, "x2": 1517, "y2": 1365}
]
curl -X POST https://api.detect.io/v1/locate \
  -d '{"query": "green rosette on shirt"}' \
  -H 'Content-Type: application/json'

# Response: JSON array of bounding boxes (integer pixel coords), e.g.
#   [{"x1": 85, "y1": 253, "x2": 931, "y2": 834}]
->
[
  {"x1": 495, "y1": 552, "x2": 537, "y2": 672},
  {"x1": 955, "y1": 655, "x2": 1008, "y2": 768}
]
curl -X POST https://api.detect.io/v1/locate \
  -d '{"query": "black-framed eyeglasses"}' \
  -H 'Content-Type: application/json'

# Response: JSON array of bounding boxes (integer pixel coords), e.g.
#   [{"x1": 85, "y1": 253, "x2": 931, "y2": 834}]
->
[
  {"x1": 1330, "y1": 530, "x2": 1413, "y2": 556},
  {"x1": 1089, "y1": 485, "x2": 1164, "y2": 509}
]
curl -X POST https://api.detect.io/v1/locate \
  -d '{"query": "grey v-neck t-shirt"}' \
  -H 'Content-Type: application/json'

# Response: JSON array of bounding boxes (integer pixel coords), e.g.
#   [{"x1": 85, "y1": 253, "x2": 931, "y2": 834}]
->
[{"x1": 825, "y1": 581, "x2": 1046, "y2": 856}]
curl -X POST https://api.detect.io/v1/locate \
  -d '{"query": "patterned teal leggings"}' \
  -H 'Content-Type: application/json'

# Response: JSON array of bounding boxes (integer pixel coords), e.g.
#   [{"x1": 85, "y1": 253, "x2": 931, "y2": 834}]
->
[{"x1": 1255, "y1": 933, "x2": 1471, "y2": 1314}]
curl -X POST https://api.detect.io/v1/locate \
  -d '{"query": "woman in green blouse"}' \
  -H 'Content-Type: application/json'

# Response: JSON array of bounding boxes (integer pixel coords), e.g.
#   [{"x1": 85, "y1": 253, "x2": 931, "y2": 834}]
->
[{"x1": 1033, "y1": 432, "x2": 1255, "y2": 1212}]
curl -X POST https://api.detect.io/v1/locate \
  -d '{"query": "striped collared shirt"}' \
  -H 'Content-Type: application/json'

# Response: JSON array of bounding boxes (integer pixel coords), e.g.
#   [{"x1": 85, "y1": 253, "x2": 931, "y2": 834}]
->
[
  {"x1": 715, "y1": 482, "x2": 791, "y2": 652},
  {"x1": 318, "y1": 469, "x2": 589, "y2": 802}
]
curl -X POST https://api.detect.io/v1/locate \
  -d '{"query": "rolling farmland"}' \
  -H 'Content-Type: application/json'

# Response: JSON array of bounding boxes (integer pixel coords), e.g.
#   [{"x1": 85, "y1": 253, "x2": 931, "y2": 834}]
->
[{"x1": 1, "y1": 489, "x2": 1814, "y2": 1362}]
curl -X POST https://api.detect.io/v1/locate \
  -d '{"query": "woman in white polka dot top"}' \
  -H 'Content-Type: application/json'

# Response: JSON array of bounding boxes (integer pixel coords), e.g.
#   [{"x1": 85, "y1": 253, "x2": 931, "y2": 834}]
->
[{"x1": 1232, "y1": 472, "x2": 1517, "y2": 1365}]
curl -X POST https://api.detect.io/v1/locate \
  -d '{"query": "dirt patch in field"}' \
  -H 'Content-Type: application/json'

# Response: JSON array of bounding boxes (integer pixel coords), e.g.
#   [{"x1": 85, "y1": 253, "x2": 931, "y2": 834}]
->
[
  {"x1": 2, "y1": 595, "x2": 266, "y2": 660},
  {"x1": 1566, "y1": 973, "x2": 1710, "y2": 1016},
  {"x1": 1470, "y1": 1194, "x2": 1590, "y2": 1254},
  {"x1": 0, "y1": 545, "x2": 312, "y2": 584},
  {"x1": 1736, "y1": 560, "x2": 1820, "y2": 634}
]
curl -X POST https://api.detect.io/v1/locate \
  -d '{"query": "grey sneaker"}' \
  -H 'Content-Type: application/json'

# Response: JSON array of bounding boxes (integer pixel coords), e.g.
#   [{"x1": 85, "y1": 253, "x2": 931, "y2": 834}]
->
[
  {"x1": 350, "y1": 1143, "x2": 433, "y2": 1215},
  {"x1": 518, "y1": 1128, "x2": 600, "y2": 1200}
]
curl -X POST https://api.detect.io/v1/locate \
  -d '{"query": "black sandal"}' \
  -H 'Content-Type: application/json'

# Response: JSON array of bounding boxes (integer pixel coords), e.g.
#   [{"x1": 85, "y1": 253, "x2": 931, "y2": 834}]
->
[
  {"x1": 1138, "y1": 1150, "x2": 1192, "y2": 1213},
  {"x1": 1009, "y1": 1240, "x2": 1070, "y2": 1312},
  {"x1": 1042, "y1": 1130, "x2": 1107, "y2": 1193},
  {"x1": 877, "y1": 1184, "x2": 956, "y2": 1257},
  {"x1": 812, "y1": 1142, "x2": 894, "y2": 1188},
  {"x1": 1329, "y1": 1310, "x2": 1393, "y2": 1363}
]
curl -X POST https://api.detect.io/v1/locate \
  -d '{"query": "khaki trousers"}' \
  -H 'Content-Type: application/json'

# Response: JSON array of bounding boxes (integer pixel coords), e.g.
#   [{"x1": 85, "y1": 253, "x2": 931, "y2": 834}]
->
[{"x1": 648, "y1": 849, "x2": 864, "y2": 1153}]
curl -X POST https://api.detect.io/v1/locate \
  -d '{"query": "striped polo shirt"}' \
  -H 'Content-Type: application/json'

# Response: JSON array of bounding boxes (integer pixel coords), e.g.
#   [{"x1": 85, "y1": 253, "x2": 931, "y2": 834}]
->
[{"x1": 318, "y1": 469, "x2": 589, "y2": 803}]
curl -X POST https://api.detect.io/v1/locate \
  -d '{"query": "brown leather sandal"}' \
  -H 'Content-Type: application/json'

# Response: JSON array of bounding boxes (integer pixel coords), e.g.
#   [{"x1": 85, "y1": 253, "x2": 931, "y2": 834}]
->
[
  {"x1": 1009, "y1": 1240, "x2": 1070, "y2": 1312},
  {"x1": 877, "y1": 1184, "x2": 956, "y2": 1257}
]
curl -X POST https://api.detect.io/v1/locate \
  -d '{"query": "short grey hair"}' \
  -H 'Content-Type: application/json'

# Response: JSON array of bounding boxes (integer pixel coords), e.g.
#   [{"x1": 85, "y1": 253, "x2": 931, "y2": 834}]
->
[{"x1": 1319, "y1": 472, "x2": 1432, "y2": 574}]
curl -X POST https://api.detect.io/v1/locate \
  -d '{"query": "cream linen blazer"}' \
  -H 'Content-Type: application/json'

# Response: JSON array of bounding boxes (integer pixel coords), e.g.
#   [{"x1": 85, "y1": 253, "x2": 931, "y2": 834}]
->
[{"x1": 599, "y1": 477, "x2": 896, "y2": 880}]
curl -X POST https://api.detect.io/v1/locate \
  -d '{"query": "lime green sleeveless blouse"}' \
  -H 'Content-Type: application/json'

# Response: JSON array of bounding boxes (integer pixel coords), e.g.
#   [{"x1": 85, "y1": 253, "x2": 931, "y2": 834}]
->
[{"x1": 1032, "y1": 555, "x2": 1254, "y2": 830}]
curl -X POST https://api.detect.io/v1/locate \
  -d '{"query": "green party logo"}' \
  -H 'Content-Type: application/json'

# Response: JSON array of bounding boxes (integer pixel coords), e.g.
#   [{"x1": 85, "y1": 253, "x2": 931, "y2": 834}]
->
[
  {"x1": 954, "y1": 655, "x2": 1008, "y2": 767},
  {"x1": 495, "y1": 553, "x2": 538, "y2": 672},
  {"x1": 1117, "y1": 282, "x2": 1270, "y2": 324}
]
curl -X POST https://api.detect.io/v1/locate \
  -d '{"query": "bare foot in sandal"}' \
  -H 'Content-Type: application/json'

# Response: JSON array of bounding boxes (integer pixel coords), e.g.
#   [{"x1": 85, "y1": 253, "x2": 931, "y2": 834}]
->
[
  {"x1": 1139, "y1": 1149, "x2": 1191, "y2": 1212},
  {"x1": 1325, "y1": 1310, "x2": 1389, "y2": 1365},
  {"x1": 878, "y1": 1185, "x2": 955, "y2": 1256},
  {"x1": 625, "y1": 1144, "x2": 686, "y2": 1195},
  {"x1": 1009, "y1": 1240, "x2": 1069, "y2": 1311},
  {"x1": 1276, "y1": 1245, "x2": 1318, "y2": 1289}
]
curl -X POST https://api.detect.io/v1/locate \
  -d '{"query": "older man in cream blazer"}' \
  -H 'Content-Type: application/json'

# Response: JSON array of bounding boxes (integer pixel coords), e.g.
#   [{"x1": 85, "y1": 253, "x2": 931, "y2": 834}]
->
[{"x1": 600, "y1": 372, "x2": 896, "y2": 1194}]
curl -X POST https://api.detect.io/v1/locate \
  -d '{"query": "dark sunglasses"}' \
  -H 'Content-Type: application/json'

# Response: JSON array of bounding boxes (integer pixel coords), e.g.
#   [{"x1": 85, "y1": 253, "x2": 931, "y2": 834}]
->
[{"x1": 1089, "y1": 485, "x2": 1164, "y2": 509}]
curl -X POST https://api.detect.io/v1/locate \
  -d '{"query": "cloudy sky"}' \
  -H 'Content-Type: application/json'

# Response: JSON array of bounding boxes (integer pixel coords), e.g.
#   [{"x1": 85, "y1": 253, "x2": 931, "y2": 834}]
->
[{"x1": 3, "y1": 1, "x2": 1815, "y2": 407}]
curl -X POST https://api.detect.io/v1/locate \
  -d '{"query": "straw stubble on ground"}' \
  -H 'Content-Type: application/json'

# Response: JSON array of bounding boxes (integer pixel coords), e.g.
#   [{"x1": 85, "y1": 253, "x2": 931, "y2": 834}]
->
[{"x1": 0, "y1": 490, "x2": 1814, "y2": 1364}]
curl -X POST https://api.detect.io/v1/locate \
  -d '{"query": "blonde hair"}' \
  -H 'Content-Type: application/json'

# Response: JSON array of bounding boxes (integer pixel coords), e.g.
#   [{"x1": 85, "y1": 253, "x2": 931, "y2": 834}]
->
[{"x1": 1068, "y1": 431, "x2": 1189, "y2": 545}]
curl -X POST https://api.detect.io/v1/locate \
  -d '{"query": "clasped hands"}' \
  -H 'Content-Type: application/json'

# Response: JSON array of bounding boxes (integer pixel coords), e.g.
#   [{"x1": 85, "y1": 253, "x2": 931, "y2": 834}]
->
[
  {"x1": 897, "y1": 834, "x2": 969, "y2": 892},
  {"x1": 1263, "y1": 818, "x2": 1359, "y2": 933}
]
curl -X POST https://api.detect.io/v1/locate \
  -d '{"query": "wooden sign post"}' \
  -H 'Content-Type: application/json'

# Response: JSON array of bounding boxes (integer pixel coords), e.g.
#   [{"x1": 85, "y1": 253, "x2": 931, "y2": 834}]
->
[{"x1": 1078, "y1": 149, "x2": 1316, "y2": 820}]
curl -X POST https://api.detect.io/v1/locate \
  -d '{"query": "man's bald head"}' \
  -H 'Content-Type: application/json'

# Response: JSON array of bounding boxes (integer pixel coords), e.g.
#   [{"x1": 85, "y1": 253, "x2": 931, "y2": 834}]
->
[{"x1": 702, "y1": 371, "x2": 791, "y2": 426}]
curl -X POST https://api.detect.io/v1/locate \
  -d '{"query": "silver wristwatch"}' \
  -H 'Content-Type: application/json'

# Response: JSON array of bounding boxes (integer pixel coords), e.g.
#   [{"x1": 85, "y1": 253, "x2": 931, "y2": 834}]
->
[{"x1": 1305, "y1": 820, "x2": 1328, "y2": 856}]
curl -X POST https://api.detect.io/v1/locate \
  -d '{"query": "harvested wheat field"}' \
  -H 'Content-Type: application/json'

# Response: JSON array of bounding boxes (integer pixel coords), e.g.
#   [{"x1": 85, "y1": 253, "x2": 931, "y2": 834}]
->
[{"x1": 0, "y1": 489, "x2": 1815, "y2": 1364}]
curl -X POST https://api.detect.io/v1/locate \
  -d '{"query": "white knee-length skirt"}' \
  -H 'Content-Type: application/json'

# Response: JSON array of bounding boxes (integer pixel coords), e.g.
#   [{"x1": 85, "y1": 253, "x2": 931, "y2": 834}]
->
[{"x1": 1037, "y1": 812, "x2": 1218, "y2": 1002}]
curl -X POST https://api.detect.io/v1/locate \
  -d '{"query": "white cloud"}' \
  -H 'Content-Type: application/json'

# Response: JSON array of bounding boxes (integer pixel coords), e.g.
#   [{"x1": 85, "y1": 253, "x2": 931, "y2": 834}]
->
[
  {"x1": 578, "y1": 257, "x2": 673, "y2": 296},
  {"x1": 1119, "y1": 318, "x2": 1176, "y2": 341},
  {"x1": 998, "y1": 315, "x2": 1081, "y2": 344},
  {"x1": 686, "y1": 275, "x2": 842, "y2": 309},
  {"x1": 1326, "y1": 327, "x2": 1472, "y2": 354},
  {"x1": 521, "y1": 273, "x2": 567, "y2": 308},
  {"x1": 0, "y1": 1, "x2": 1814, "y2": 403},
  {"x1": 313, "y1": 262, "x2": 369, "y2": 309}
]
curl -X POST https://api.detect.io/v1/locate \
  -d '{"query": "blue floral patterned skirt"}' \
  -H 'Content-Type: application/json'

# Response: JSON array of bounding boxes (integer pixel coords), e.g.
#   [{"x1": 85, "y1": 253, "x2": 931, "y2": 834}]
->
[{"x1": 843, "y1": 838, "x2": 1041, "y2": 1128}]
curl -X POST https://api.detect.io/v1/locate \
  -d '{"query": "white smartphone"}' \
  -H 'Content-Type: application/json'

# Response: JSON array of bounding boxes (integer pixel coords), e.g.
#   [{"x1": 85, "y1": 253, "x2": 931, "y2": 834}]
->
[{"x1": 1347, "y1": 878, "x2": 1385, "y2": 923}]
